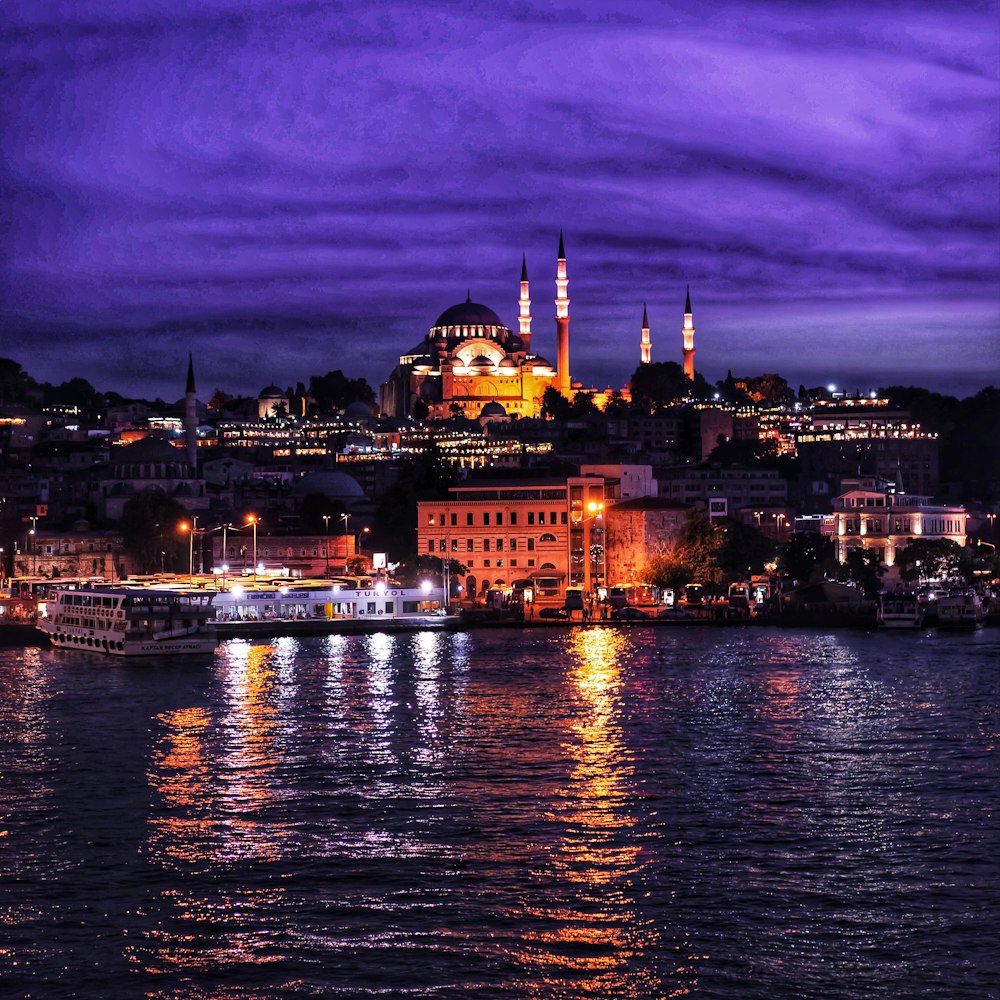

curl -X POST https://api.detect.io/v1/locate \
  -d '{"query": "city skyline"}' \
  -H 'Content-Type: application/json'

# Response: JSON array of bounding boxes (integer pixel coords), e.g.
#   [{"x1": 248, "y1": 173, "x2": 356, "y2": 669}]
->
[{"x1": 2, "y1": 0, "x2": 998, "y2": 402}]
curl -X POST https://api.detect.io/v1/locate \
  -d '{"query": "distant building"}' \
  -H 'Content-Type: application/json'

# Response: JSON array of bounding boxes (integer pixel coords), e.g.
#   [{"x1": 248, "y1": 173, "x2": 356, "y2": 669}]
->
[
  {"x1": 657, "y1": 462, "x2": 789, "y2": 513},
  {"x1": 820, "y1": 476, "x2": 967, "y2": 567}
]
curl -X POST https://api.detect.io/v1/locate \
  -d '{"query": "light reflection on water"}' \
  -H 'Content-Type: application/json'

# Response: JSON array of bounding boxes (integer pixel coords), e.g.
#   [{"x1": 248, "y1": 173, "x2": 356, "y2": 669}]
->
[{"x1": 0, "y1": 627, "x2": 996, "y2": 998}]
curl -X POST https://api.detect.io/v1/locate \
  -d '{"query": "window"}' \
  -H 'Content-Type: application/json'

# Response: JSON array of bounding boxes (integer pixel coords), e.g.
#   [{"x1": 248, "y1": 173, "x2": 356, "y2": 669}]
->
[
  {"x1": 385, "y1": 602, "x2": 394, "y2": 614},
  {"x1": 451, "y1": 539, "x2": 458, "y2": 552},
  {"x1": 510, "y1": 512, "x2": 518, "y2": 526},
  {"x1": 428, "y1": 540, "x2": 435, "y2": 553},
  {"x1": 450, "y1": 513, "x2": 457, "y2": 527},
  {"x1": 483, "y1": 512, "x2": 491, "y2": 526},
  {"x1": 484, "y1": 559, "x2": 491, "y2": 567},
  {"x1": 539, "y1": 533, "x2": 557, "y2": 543},
  {"x1": 510, "y1": 539, "x2": 517, "y2": 551},
  {"x1": 496, "y1": 512, "x2": 503, "y2": 526},
  {"x1": 528, "y1": 559, "x2": 536, "y2": 567},
  {"x1": 467, "y1": 513, "x2": 473, "y2": 526},
  {"x1": 528, "y1": 512, "x2": 535, "y2": 525},
  {"x1": 561, "y1": 512, "x2": 568, "y2": 525},
  {"x1": 467, "y1": 539, "x2": 473, "y2": 552},
  {"x1": 527, "y1": 538, "x2": 535, "y2": 551},
  {"x1": 496, "y1": 559, "x2": 504, "y2": 568},
  {"x1": 496, "y1": 539, "x2": 504, "y2": 551},
  {"x1": 484, "y1": 539, "x2": 490, "y2": 551}
]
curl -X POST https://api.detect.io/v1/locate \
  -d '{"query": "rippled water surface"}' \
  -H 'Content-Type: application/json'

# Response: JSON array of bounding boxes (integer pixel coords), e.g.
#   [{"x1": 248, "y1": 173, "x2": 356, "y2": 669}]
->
[{"x1": 1, "y1": 626, "x2": 998, "y2": 998}]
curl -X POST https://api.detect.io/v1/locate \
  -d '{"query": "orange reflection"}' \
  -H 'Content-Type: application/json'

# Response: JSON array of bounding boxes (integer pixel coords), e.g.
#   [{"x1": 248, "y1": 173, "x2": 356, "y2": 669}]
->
[
  {"x1": 147, "y1": 706, "x2": 214, "y2": 865},
  {"x1": 508, "y1": 627, "x2": 666, "y2": 997},
  {"x1": 138, "y1": 643, "x2": 287, "y2": 979}
]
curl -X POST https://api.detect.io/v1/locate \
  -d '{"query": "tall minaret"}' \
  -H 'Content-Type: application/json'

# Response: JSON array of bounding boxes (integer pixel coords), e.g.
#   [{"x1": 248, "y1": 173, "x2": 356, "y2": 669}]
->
[
  {"x1": 555, "y1": 230, "x2": 570, "y2": 395},
  {"x1": 518, "y1": 254, "x2": 532, "y2": 354},
  {"x1": 640, "y1": 303, "x2": 651, "y2": 364},
  {"x1": 184, "y1": 353, "x2": 198, "y2": 471},
  {"x1": 682, "y1": 285, "x2": 696, "y2": 381}
]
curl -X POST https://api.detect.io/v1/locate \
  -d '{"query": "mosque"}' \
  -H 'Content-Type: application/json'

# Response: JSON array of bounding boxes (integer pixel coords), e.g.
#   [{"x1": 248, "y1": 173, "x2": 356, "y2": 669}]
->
[{"x1": 379, "y1": 234, "x2": 697, "y2": 420}]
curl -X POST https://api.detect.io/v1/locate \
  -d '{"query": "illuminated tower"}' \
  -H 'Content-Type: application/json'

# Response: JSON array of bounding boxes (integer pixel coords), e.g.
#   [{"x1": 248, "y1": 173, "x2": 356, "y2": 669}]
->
[
  {"x1": 682, "y1": 285, "x2": 695, "y2": 381},
  {"x1": 518, "y1": 254, "x2": 532, "y2": 354},
  {"x1": 184, "y1": 353, "x2": 198, "y2": 471},
  {"x1": 555, "y1": 230, "x2": 570, "y2": 395},
  {"x1": 640, "y1": 303, "x2": 651, "y2": 364}
]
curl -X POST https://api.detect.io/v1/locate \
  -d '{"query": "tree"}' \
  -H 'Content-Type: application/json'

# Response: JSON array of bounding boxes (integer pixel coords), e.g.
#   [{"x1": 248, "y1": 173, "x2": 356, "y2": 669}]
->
[
  {"x1": 604, "y1": 390, "x2": 630, "y2": 417},
  {"x1": 628, "y1": 362, "x2": 691, "y2": 410},
  {"x1": 640, "y1": 552, "x2": 693, "y2": 591},
  {"x1": 541, "y1": 386, "x2": 572, "y2": 420},
  {"x1": 673, "y1": 508, "x2": 725, "y2": 587},
  {"x1": 716, "y1": 519, "x2": 777, "y2": 580},
  {"x1": 839, "y1": 548, "x2": 886, "y2": 598},
  {"x1": 118, "y1": 490, "x2": 191, "y2": 574},
  {"x1": 779, "y1": 532, "x2": 835, "y2": 584},
  {"x1": 308, "y1": 369, "x2": 376, "y2": 413},
  {"x1": 894, "y1": 538, "x2": 966, "y2": 584},
  {"x1": 736, "y1": 373, "x2": 794, "y2": 405},
  {"x1": 570, "y1": 391, "x2": 599, "y2": 416}
]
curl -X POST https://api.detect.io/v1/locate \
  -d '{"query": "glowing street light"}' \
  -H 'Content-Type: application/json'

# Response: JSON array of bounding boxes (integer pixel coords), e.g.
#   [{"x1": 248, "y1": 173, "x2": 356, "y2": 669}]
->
[
  {"x1": 179, "y1": 516, "x2": 199, "y2": 580},
  {"x1": 246, "y1": 514, "x2": 258, "y2": 581},
  {"x1": 322, "y1": 514, "x2": 331, "y2": 576}
]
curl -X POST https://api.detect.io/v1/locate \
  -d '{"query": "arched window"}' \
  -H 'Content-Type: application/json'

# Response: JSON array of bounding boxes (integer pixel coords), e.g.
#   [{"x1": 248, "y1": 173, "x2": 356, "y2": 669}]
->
[{"x1": 539, "y1": 532, "x2": 557, "y2": 543}]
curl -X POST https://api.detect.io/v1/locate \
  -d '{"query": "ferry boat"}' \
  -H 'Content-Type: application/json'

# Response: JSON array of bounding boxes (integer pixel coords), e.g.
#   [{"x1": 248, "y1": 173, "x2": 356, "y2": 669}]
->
[
  {"x1": 936, "y1": 592, "x2": 986, "y2": 630},
  {"x1": 877, "y1": 594, "x2": 925, "y2": 630},
  {"x1": 37, "y1": 587, "x2": 218, "y2": 656}
]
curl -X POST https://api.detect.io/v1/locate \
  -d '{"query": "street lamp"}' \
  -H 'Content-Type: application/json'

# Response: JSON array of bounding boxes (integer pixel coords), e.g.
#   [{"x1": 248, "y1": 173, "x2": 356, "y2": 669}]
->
[
  {"x1": 246, "y1": 514, "x2": 258, "y2": 581},
  {"x1": 341, "y1": 513, "x2": 351, "y2": 570},
  {"x1": 322, "y1": 514, "x2": 331, "y2": 577},
  {"x1": 179, "y1": 516, "x2": 199, "y2": 580},
  {"x1": 754, "y1": 510, "x2": 763, "y2": 527}
]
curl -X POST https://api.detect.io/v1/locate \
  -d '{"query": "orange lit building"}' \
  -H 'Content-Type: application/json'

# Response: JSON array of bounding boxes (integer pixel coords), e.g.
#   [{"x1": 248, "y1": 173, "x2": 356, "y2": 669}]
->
[{"x1": 416, "y1": 475, "x2": 608, "y2": 604}]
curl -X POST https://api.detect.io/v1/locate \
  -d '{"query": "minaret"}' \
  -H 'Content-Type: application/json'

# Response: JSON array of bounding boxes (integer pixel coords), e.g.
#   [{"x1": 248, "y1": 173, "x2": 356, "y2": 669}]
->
[
  {"x1": 184, "y1": 353, "x2": 198, "y2": 471},
  {"x1": 518, "y1": 254, "x2": 532, "y2": 354},
  {"x1": 640, "y1": 303, "x2": 651, "y2": 364},
  {"x1": 682, "y1": 285, "x2": 696, "y2": 381},
  {"x1": 555, "y1": 230, "x2": 570, "y2": 395}
]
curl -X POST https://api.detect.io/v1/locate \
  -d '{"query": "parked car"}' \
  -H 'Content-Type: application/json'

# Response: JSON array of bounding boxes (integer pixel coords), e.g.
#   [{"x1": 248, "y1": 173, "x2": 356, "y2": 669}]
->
[
  {"x1": 539, "y1": 607, "x2": 570, "y2": 620},
  {"x1": 610, "y1": 606, "x2": 651, "y2": 621}
]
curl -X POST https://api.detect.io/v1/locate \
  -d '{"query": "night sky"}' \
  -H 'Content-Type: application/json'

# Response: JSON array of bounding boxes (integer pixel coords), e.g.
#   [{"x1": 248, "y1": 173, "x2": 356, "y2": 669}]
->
[{"x1": 2, "y1": 0, "x2": 998, "y2": 403}]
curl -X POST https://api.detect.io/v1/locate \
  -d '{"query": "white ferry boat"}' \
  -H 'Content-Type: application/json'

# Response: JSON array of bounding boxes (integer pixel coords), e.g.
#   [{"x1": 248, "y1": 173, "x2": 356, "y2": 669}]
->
[
  {"x1": 877, "y1": 594, "x2": 925, "y2": 630},
  {"x1": 936, "y1": 592, "x2": 986, "y2": 630},
  {"x1": 37, "y1": 587, "x2": 218, "y2": 656}
]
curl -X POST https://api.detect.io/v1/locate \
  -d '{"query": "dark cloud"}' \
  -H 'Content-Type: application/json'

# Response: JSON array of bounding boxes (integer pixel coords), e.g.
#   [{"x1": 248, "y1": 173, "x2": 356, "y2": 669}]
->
[{"x1": 1, "y1": 0, "x2": 997, "y2": 402}]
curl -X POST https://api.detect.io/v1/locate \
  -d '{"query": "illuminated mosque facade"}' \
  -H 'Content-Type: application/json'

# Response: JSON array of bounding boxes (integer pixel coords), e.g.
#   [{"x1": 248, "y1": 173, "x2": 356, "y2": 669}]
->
[{"x1": 380, "y1": 234, "x2": 697, "y2": 420}]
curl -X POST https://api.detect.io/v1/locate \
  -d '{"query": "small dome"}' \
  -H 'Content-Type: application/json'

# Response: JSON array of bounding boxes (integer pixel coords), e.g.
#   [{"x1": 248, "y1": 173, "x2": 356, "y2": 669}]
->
[
  {"x1": 344, "y1": 400, "x2": 376, "y2": 422},
  {"x1": 480, "y1": 401, "x2": 507, "y2": 417},
  {"x1": 113, "y1": 436, "x2": 187, "y2": 467},
  {"x1": 294, "y1": 470, "x2": 366, "y2": 500},
  {"x1": 499, "y1": 358, "x2": 517, "y2": 369},
  {"x1": 470, "y1": 355, "x2": 494, "y2": 367},
  {"x1": 259, "y1": 385, "x2": 284, "y2": 399}
]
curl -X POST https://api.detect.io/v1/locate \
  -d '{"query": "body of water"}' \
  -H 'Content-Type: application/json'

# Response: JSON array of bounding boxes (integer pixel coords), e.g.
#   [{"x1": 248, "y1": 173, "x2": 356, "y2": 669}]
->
[{"x1": 1, "y1": 626, "x2": 998, "y2": 998}]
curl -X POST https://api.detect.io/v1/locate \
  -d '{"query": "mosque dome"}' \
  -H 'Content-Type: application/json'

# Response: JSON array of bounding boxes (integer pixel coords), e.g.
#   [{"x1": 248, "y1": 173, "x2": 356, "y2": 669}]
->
[
  {"x1": 480, "y1": 401, "x2": 507, "y2": 418},
  {"x1": 432, "y1": 297, "x2": 506, "y2": 330},
  {"x1": 259, "y1": 385, "x2": 285, "y2": 399}
]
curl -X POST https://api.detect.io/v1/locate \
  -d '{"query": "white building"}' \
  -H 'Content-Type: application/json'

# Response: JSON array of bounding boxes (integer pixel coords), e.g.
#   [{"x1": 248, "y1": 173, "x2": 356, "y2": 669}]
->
[{"x1": 820, "y1": 476, "x2": 967, "y2": 567}]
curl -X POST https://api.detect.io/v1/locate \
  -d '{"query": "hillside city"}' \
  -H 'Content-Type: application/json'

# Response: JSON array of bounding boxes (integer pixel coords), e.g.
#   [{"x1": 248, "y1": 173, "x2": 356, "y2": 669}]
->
[{"x1": 1, "y1": 350, "x2": 998, "y2": 609}]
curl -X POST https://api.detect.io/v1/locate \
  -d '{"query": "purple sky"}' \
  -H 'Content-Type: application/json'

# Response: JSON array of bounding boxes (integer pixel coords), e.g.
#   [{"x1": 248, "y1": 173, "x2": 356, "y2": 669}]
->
[{"x1": 2, "y1": 0, "x2": 998, "y2": 403}]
